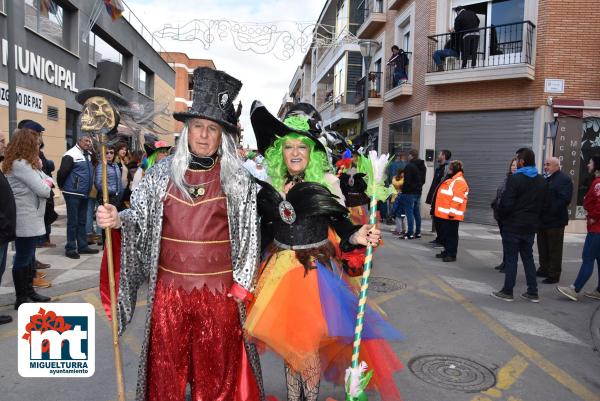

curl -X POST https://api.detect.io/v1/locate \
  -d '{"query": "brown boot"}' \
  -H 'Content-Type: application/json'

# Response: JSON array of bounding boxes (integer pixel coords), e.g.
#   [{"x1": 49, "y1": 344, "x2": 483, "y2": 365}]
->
[
  {"x1": 32, "y1": 276, "x2": 52, "y2": 288},
  {"x1": 35, "y1": 271, "x2": 47, "y2": 279}
]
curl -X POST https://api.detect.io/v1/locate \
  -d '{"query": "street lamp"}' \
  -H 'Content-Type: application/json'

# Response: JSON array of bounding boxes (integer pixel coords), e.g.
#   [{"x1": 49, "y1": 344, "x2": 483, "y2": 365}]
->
[{"x1": 358, "y1": 40, "x2": 381, "y2": 148}]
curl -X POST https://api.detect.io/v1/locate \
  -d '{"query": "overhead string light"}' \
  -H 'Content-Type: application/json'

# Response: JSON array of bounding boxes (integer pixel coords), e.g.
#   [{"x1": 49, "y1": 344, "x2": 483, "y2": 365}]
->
[{"x1": 153, "y1": 19, "x2": 360, "y2": 61}]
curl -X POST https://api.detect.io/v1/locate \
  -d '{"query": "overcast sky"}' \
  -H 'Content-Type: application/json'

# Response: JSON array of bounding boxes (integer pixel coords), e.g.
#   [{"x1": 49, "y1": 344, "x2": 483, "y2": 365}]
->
[{"x1": 127, "y1": 0, "x2": 325, "y2": 148}]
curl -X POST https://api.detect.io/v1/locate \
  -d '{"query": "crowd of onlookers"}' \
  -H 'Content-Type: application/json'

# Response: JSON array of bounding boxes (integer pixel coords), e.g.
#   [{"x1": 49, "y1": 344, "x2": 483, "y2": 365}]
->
[
  {"x1": 0, "y1": 119, "x2": 174, "y2": 324},
  {"x1": 382, "y1": 146, "x2": 600, "y2": 304}
]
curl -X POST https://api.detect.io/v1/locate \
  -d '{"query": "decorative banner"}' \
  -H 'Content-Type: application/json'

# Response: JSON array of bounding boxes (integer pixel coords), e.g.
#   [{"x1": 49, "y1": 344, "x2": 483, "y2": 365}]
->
[
  {"x1": 0, "y1": 82, "x2": 43, "y2": 114},
  {"x1": 554, "y1": 117, "x2": 582, "y2": 219}
]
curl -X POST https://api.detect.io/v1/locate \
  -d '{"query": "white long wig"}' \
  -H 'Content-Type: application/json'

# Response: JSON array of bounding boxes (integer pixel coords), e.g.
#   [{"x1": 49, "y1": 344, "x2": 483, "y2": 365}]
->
[{"x1": 170, "y1": 122, "x2": 242, "y2": 201}]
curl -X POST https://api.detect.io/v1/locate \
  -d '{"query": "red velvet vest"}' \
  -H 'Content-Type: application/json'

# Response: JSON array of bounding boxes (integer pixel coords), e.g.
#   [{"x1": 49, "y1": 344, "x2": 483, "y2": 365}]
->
[{"x1": 158, "y1": 163, "x2": 233, "y2": 293}]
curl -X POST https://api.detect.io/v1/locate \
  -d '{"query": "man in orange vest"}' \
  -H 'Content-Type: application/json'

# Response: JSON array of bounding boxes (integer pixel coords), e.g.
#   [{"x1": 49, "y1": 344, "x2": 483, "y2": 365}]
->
[{"x1": 434, "y1": 160, "x2": 469, "y2": 262}]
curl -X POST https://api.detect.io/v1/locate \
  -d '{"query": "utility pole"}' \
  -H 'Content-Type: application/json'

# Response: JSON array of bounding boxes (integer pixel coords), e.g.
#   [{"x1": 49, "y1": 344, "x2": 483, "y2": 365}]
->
[{"x1": 7, "y1": 0, "x2": 17, "y2": 139}]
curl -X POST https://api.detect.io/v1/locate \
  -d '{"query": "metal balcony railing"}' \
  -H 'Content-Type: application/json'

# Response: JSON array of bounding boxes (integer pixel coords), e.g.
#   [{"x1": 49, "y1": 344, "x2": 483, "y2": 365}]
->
[
  {"x1": 355, "y1": 71, "x2": 382, "y2": 105},
  {"x1": 427, "y1": 21, "x2": 535, "y2": 73},
  {"x1": 385, "y1": 52, "x2": 411, "y2": 92},
  {"x1": 358, "y1": 0, "x2": 384, "y2": 23}
]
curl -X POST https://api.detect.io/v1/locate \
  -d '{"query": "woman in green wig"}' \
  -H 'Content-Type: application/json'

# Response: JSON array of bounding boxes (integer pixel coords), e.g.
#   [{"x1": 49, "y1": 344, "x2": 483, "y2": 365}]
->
[{"x1": 244, "y1": 102, "x2": 403, "y2": 401}]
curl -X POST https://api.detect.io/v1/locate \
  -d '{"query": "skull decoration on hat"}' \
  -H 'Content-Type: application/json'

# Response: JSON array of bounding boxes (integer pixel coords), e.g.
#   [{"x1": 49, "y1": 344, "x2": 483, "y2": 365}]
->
[{"x1": 80, "y1": 96, "x2": 121, "y2": 136}]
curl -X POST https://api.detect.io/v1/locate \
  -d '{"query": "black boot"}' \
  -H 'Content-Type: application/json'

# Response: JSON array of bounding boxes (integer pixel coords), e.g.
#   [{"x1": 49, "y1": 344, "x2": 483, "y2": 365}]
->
[
  {"x1": 26, "y1": 263, "x2": 51, "y2": 303},
  {"x1": 12, "y1": 267, "x2": 32, "y2": 310},
  {"x1": 0, "y1": 315, "x2": 13, "y2": 325}
]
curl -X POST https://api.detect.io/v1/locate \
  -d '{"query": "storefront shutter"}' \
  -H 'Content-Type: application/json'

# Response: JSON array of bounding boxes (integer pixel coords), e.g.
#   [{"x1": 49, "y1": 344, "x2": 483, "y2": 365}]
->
[{"x1": 435, "y1": 109, "x2": 534, "y2": 225}]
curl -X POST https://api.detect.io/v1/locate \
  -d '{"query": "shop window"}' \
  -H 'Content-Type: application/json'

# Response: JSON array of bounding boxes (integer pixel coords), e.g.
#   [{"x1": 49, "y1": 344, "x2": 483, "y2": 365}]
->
[
  {"x1": 24, "y1": 0, "x2": 69, "y2": 49},
  {"x1": 578, "y1": 118, "x2": 600, "y2": 216},
  {"x1": 388, "y1": 118, "x2": 413, "y2": 155}
]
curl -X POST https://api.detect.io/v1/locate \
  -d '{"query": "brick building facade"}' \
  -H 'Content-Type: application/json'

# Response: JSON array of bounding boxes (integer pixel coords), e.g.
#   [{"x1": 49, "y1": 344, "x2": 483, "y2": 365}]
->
[
  {"x1": 159, "y1": 52, "x2": 216, "y2": 133},
  {"x1": 281, "y1": 0, "x2": 600, "y2": 231}
]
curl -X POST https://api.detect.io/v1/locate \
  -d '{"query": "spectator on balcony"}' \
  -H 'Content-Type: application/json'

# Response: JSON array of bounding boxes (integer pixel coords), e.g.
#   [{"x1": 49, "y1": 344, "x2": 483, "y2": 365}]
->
[
  {"x1": 432, "y1": 34, "x2": 460, "y2": 72},
  {"x1": 453, "y1": 6, "x2": 480, "y2": 68},
  {"x1": 388, "y1": 45, "x2": 409, "y2": 87}
]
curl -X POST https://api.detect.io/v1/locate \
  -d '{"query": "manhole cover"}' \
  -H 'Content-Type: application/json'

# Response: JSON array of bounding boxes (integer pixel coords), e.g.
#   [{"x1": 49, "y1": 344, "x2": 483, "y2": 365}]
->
[
  {"x1": 409, "y1": 355, "x2": 496, "y2": 393},
  {"x1": 591, "y1": 306, "x2": 600, "y2": 353},
  {"x1": 368, "y1": 277, "x2": 406, "y2": 293}
]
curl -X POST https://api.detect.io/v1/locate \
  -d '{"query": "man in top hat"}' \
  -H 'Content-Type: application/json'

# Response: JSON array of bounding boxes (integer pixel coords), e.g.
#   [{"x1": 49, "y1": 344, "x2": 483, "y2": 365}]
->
[{"x1": 96, "y1": 67, "x2": 264, "y2": 401}]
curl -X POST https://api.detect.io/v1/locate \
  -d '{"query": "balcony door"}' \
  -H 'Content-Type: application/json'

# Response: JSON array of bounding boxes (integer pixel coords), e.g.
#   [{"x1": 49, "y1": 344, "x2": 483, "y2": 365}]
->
[{"x1": 450, "y1": 0, "x2": 525, "y2": 67}]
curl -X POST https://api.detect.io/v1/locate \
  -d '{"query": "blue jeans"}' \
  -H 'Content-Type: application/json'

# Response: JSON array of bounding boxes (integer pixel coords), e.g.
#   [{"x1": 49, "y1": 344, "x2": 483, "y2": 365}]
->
[
  {"x1": 64, "y1": 194, "x2": 89, "y2": 252},
  {"x1": 13, "y1": 237, "x2": 38, "y2": 271},
  {"x1": 0, "y1": 242, "x2": 8, "y2": 284},
  {"x1": 86, "y1": 197, "x2": 96, "y2": 235},
  {"x1": 402, "y1": 194, "x2": 421, "y2": 235},
  {"x1": 501, "y1": 231, "x2": 538, "y2": 296},
  {"x1": 433, "y1": 49, "x2": 459, "y2": 66},
  {"x1": 573, "y1": 232, "x2": 600, "y2": 292},
  {"x1": 393, "y1": 67, "x2": 407, "y2": 86}
]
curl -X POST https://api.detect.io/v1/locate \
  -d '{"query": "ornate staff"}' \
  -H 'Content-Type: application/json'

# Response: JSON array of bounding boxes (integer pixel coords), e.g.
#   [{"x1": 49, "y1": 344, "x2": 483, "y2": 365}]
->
[
  {"x1": 77, "y1": 61, "x2": 128, "y2": 401},
  {"x1": 345, "y1": 151, "x2": 392, "y2": 401}
]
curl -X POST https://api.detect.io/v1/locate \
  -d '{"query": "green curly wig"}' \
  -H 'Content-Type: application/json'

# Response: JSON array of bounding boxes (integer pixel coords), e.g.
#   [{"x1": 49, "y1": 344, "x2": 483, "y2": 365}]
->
[{"x1": 265, "y1": 133, "x2": 331, "y2": 191}]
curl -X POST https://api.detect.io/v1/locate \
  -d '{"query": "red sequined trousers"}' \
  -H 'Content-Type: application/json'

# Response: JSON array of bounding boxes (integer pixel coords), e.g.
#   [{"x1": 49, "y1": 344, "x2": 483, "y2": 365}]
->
[{"x1": 146, "y1": 165, "x2": 260, "y2": 401}]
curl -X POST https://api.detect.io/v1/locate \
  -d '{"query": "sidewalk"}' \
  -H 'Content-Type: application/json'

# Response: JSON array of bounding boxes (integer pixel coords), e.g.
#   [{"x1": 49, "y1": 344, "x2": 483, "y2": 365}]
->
[{"x1": 0, "y1": 204, "x2": 103, "y2": 307}]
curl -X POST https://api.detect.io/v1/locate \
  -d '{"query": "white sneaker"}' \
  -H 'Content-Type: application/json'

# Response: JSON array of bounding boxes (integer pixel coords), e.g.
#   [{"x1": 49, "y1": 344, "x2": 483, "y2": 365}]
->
[
  {"x1": 584, "y1": 289, "x2": 600, "y2": 300},
  {"x1": 556, "y1": 286, "x2": 578, "y2": 302}
]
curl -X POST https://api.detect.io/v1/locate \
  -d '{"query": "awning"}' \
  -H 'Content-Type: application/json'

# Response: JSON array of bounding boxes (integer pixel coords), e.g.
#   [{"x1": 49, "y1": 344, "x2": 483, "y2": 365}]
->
[{"x1": 552, "y1": 99, "x2": 600, "y2": 118}]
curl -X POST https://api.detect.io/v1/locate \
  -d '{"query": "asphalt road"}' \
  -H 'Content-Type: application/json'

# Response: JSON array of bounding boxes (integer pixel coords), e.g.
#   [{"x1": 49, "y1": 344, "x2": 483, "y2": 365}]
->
[{"x1": 0, "y1": 217, "x2": 599, "y2": 401}]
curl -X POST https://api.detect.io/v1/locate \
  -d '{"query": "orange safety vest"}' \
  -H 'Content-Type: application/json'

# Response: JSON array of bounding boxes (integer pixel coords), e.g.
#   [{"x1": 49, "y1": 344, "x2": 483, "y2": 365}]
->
[{"x1": 434, "y1": 171, "x2": 469, "y2": 221}]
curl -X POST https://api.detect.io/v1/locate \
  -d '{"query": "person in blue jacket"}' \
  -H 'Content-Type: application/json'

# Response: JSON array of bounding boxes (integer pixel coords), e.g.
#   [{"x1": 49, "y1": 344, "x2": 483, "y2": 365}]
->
[{"x1": 95, "y1": 145, "x2": 124, "y2": 211}]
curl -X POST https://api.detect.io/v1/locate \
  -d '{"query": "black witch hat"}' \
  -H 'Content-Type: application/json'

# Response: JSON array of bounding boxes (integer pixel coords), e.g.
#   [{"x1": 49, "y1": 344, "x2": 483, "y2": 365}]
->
[
  {"x1": 173, "y1": 67, "x2": 242, "y2": 133},
  {"x1": 76, "y1": 60, "x2": 128, "y2": 106},
  {"x1": 250, "y1": 101, "x2": 326, "y2": 155},
  {"x1": 284, "y1": 103, "x2": 323, "y2": 134}
]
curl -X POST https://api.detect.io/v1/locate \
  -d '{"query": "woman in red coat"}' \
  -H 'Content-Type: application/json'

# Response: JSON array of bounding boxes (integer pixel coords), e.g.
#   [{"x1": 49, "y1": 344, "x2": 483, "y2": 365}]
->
[{"x1": 557, "y1": 155, "x2": 600, "y2": 301}]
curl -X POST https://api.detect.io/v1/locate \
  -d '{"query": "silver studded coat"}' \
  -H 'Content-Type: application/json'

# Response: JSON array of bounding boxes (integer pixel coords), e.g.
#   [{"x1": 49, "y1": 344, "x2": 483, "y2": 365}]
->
[{"x1": 116, "y1": 157, "x2": 263, "y2": 401}]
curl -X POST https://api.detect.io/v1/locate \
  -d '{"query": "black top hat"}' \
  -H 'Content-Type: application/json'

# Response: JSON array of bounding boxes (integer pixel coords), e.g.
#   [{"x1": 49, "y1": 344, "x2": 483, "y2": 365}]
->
[
  {"x1": 173, "y1": 67, "x2": 242, "y2": 133},
  {"x1": 76, "y1": 61, "x2": 128, "y2": 106},
  {"x1": 250, "y1": 101, "x2": 326, "y2": 155}
]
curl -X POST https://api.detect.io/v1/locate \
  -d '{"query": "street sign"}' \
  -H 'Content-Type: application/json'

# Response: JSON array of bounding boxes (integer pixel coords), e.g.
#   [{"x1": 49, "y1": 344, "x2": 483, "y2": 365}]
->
[{"x1": 544, "y1": 79, "x2": 565, "y2": 93}]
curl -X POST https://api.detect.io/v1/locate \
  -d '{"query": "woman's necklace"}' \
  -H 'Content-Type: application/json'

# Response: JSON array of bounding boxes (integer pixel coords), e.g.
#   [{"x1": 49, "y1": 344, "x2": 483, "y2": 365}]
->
[{"x1": 286, "y1": 173, "x2": 304, "y2": 185}]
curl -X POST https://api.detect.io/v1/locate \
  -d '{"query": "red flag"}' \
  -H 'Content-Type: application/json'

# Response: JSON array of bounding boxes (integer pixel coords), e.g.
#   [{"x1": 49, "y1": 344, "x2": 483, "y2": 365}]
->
[{"x1": 99, "y1": 229, "x2": 122, "y2": 320}]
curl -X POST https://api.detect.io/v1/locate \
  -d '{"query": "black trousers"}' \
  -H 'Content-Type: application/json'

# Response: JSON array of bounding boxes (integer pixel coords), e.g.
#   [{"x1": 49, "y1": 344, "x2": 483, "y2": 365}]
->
[
  {"x1": 537, "y1": 227, "x2": 565, "y2": 280},
  {"x1": 433, "y1": 216, "x2": 444, "y2": 241},
  {"x1": 462, "y1": 35, "x2": 480, "y2": 67},
  {"x1": 440, "y1": 219, "x2": 460, "y2": 257}
]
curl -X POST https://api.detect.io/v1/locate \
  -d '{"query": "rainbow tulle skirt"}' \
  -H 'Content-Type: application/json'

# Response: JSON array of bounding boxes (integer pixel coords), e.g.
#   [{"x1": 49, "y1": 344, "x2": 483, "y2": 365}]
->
[{"x1": 244, "y1": 250, "x2": 403, "y2": 401}]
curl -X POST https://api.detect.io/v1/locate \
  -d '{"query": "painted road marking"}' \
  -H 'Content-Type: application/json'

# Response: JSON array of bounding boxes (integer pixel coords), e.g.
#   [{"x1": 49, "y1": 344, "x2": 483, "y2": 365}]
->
[
  {"x1": 372, "y1": 278, "x2": 452, "y2": 305},
  {"x1": 483, "y1": 307, "x2": 587, "y2": 347},
  {"x1": 473, "y1": 355, "x2": 529, "y2": 400},
  {"x1": 440, "y1": 275, "x2": 496, "y2": 296},
  {"x1": 466, "y1": 249, "x2": 502, "y2": 264},
  {"x1": 429, "y1": 274, "x2": 600, "y2": 401}
]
